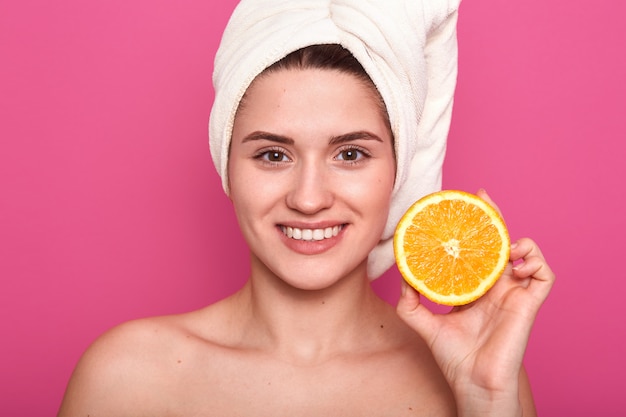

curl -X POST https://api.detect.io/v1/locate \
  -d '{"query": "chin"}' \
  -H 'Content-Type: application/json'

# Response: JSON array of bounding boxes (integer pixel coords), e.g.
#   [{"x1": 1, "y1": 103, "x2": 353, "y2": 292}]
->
[{"x1": 273, "y1": 262, "x2": 367, "y2": 292}]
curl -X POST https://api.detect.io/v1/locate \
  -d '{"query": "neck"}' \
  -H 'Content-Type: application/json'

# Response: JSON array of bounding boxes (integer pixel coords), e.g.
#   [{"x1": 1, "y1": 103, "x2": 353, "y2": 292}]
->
[{"x1": 233, "y1": 254, "x2": 392, "y2": 365}]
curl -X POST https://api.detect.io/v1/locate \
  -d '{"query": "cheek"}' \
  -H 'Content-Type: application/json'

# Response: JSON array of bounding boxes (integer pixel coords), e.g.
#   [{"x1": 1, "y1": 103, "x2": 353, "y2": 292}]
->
[
  {"x1": 373, "y1": 158, "x2": 396, "y2": 192},
  {"x1": 372, "y1": 165, "x2": 396, "y2": 213},
  {"x1": 344, "y1": 167, "x2": 394, "y2": 211},
  {"x1": 227, "y1": 160, "x2": 253, "y2": 213},
  {"x1": 228, "y1": 163, "x2": 281, "y2": 220},
  {"x1": 371, "y1": 180, "x2": 394, "y2": 214}
]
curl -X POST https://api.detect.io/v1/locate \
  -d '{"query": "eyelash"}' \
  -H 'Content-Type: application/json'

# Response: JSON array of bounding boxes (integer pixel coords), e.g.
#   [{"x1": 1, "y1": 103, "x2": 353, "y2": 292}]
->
[
  {"x1": 253, "y1": 146, "x2": 291, "y2": 165},
  {"x1": 334, "y1": 145, "x2": 371, "y2": 164},
  {"x1": 252, "y1": 145, "x2": 371, "y2": 166}
]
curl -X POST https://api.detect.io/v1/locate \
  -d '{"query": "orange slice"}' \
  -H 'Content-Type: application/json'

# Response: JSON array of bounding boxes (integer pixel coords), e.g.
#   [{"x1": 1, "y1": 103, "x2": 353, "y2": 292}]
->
[{"x1": 393, "y1": 190, "x2": 510, "y2": 306}]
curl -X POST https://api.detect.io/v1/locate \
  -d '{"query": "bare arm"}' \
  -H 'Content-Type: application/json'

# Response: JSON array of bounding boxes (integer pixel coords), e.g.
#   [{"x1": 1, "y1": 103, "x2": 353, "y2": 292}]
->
[
  {"x1": 396, "y1": 190, "x2": 555, "y2": 417},
  {"x1": 519, "y1": 366, "x2": 538, "y2": 417}
]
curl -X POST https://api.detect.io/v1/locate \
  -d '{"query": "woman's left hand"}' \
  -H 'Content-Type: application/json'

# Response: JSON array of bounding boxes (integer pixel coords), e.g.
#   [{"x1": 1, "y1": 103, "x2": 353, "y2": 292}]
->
[{"x1": 396, "y1": 189, "x2": 555, "y2": 416}]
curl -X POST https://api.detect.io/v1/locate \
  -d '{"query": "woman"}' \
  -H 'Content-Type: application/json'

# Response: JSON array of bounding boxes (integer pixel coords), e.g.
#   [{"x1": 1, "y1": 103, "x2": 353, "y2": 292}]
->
[{"x1": 58, "y1": 1, "x2": 554, "y2": 416}]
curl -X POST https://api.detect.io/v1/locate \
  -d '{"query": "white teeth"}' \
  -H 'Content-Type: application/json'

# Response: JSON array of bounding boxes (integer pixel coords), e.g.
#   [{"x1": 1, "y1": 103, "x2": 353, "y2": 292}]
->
[
  {"x1": 312, "y1": 229, "x2": 325, "y2": 240},
  {"x1": 281, "y1": 225, "x2": 342, "y2": 241}
]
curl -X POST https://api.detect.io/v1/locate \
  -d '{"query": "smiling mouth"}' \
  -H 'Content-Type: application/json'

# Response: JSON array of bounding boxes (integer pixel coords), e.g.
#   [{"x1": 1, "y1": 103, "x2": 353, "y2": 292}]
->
[{"x1": 280, "y1": 225, "x2": 344, "y2": 241}]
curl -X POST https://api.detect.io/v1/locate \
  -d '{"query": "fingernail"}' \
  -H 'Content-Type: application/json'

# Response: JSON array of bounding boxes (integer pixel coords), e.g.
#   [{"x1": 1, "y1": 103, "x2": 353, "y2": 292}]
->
[
  {"x1": 401, "y1": 280, "x2": 407, "y2": 296},
  {"x1": 511, "y1": 242, "x2": 518, "y2": 250}
]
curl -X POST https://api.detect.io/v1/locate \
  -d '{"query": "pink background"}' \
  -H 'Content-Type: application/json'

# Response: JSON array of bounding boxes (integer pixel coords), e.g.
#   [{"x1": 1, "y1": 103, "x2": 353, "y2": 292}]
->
[{"x1": 1, "y1": 0, "x2": 625, "y2": 415}]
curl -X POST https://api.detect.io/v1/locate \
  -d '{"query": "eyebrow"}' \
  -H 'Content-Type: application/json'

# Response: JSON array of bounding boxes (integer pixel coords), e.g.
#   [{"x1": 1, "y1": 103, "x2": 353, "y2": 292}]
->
[
  {"x1": 240, "y1": 130, "x2": 383, "y2": 145},
  {"x1": 241, "y1": 131, "x2": 294, "y2": 145},
  {"x1": 329, "y1": 131, "x2": 384, "y2": 145}
]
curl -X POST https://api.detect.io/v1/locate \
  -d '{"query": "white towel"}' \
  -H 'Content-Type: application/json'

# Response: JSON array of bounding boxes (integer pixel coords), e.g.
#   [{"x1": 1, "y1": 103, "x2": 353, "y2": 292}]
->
[{"x1": 209, "y1": 0, "x2": 460, "y2": 279}]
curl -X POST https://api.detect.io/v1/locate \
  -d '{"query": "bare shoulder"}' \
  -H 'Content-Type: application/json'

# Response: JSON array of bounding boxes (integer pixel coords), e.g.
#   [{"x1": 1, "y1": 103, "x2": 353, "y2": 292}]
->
[
  {"x1": 369, "y1": 311, "x2": 457, "y2": 415},
  {"x1": 57, "y1": 297, "x2": 457, "y2": 417},
  {"x1": 57, "y1": 305, "x2": 227, "y2": 417}
]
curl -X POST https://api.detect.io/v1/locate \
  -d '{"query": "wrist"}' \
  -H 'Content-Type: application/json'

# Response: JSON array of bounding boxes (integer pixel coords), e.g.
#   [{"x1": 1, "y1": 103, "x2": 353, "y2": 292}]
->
[{"x1": 453, "y1": 382, "x2": 523, "y2": 417}]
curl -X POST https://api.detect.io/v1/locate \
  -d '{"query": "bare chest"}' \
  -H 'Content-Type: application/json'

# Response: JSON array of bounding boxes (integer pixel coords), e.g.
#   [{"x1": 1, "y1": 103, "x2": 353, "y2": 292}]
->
[{"x1": 158, "y1": 349, "x2": 456, "y2": 417}]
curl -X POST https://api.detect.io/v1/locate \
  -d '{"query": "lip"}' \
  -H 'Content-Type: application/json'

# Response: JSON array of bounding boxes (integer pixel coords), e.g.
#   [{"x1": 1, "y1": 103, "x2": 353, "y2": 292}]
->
[
  {"x1": 279, "y1": 220, "x2": 344, "y2": 229},
  {"x1": 277, "y1": 222, "x2": 347, "y2": 255}
]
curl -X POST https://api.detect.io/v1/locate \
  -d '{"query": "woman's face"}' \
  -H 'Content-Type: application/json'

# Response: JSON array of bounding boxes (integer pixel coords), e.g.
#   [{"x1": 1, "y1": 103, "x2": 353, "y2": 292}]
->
[{"x1": 228, "y1": 68, "x2": 395, "y2": 289}]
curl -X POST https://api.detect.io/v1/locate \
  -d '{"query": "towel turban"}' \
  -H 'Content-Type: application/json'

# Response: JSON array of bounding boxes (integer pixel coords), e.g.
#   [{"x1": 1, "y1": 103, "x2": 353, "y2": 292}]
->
[{"x1": 209, "y1": 0, "x2": 461, "y2": 279}]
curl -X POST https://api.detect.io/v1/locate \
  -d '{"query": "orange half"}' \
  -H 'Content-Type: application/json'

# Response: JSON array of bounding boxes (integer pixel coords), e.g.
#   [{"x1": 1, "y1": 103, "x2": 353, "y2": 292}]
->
[{"x1": 393, "y1": 190, "x2": 510, "y2": 306}]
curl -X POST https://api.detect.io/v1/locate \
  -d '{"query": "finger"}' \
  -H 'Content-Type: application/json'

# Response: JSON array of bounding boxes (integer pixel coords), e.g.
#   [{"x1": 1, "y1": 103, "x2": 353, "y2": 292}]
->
[
  {"x1": 513, "y1": 255, "x2": 555, "y2": 289},
  {"x1": 511, "y1": 239, "x2": 555, "y2": 306},
  {"x1": 476, "y1": 188, "x2": 504, "y2": 217},
  {"x1": 396, "y1": 281, "x2": 440, "y2": 346},
  {"x1": 510, "y1": 237, "x2": 545, "y2": 263},
  {"x1": 512, "y1": 255, "x2": 545, "y2": 279}
]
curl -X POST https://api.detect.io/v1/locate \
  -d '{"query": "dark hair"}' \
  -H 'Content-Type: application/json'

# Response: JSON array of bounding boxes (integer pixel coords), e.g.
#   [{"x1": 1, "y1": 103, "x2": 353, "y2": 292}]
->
[
  {"x1": 265, "y1": 44, "x2": 371, "y2": 81},
  {"x1": 241, "y1": 44, "x2": 392, "y2": 135}
]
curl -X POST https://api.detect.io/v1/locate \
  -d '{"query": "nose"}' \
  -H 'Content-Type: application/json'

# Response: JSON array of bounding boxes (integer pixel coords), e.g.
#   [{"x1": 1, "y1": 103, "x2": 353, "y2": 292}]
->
[{"x1": 285, "y1": 160, "x2": 334, "y2": 214}]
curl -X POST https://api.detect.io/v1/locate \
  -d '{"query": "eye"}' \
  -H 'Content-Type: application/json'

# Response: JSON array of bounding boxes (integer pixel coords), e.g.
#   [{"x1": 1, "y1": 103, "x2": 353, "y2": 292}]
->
[
  {"x1": 265, "y1": 150, "x2": 288, "y2": 162},
  {"x1": 339, "y1": 149, "x2": 359, "y2": 161},
  {"x1": 254, "y1": 147, "x2": 291, "y2": 164},
  {"x1": 335, "y1": 146, "x2": 370, "y2": 162}
]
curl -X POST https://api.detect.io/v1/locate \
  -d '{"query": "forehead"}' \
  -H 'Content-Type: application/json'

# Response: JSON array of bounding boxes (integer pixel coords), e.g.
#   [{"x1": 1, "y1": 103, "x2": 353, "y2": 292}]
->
[{"x1": 233, "y1": 68, "x2": 391, "y2": 140}]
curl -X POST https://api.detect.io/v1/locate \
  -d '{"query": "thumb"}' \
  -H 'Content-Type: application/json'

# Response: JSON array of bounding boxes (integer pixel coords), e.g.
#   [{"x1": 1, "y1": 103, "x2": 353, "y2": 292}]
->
[{"x1": 396, "y1": 280, "x2": 440, "y2": 345}]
